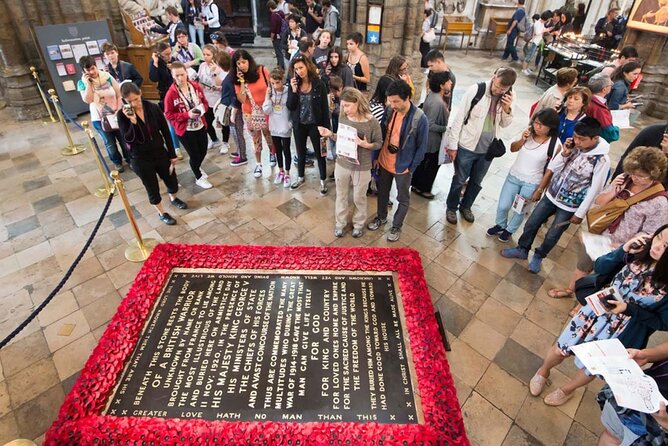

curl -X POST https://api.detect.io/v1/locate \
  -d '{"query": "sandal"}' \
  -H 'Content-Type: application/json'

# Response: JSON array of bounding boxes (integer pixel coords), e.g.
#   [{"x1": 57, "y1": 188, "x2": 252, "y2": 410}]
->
[
  {"x1": 543, "y1": 388, "x2": 574, "y2": 406},
  {"x1": 548, "y1": 288, "x2": 574, "y2": 299}
]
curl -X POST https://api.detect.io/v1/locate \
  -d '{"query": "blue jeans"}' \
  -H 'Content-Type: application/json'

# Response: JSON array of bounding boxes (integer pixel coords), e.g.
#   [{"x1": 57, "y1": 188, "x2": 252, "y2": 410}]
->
[
  {"x1": 502, "y1": 31, "x2": 519, "y2": 61},
  {"x1": 517, "y1": 195, "x2": 573, "y2": 257},
  {"x1": 188, "y1": 24, "x2": 205, "y2": 47},
  {"x1": 272, "y1": 38, "x2": 285, "y2": 69},
  {"x1": 524, "y1": 42, "x2": 537, "y2": 63},
  {"x1": 446, "y1": 148, "x2": 492, "y2": 211},
  {"x1": 168, "y1": 123, "x2": 180, "y2": 149},
  {"x1": 495, "y1": 174, "x2": 538, "y2": 234},
  {"x1": 92, "y1": 120, "x2": 125, "y2": 166}
]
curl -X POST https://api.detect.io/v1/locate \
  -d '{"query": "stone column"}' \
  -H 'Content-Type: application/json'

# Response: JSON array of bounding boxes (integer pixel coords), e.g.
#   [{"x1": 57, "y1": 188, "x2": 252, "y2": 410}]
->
[
  {"x1": 340, "y1": 0, "x2": 426, "y2": 99},
  {"x1": 0, "y1": 0, "x2": 45, "y2": 120},
  {"x1": 624, "y1": 29, "x2": 668, "y2": 119}
]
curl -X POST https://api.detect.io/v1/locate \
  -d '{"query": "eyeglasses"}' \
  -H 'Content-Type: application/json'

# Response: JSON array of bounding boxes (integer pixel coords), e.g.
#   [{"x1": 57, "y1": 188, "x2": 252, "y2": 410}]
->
[{"x1": 630, "y1": 173, "x2": 651, "y2": 180}]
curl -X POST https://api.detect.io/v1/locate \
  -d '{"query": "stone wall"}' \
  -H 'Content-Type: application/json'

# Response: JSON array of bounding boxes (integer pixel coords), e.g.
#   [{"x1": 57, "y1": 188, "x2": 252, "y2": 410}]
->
[
  {"x1": 624, "y1": 30, "x2": 668, "y2": 119},
  {"x1": 0, "y1": 0, "x2": 127, "y2": 120}
]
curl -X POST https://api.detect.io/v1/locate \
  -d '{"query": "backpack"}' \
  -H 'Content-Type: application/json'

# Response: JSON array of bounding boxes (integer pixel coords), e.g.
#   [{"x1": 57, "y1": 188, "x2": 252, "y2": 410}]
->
[
  {"x1": 523, "y1": 21, "x2": 535, "y2": 43},
  {"x1": 516, "y1": 11, "x2": 529, "y2": 33},
  {"x1": 332, "y1": 10, "x2": 341, "y2": 38},
  {"x1": 279, "y1": 13, "x2": 289, "y2": 35},
  {"x1": 543, "y1": 135, "x2": 559, "y2": 173},
  {"x1": 463, "y1": 82, "x2": 486, "y2": 126}
]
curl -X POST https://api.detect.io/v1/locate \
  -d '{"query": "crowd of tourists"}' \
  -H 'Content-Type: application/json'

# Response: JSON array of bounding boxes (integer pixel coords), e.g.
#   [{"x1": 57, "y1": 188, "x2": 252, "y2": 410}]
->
[{"x1": 72, "y1": 1, "x2": 668, "y2": 443}]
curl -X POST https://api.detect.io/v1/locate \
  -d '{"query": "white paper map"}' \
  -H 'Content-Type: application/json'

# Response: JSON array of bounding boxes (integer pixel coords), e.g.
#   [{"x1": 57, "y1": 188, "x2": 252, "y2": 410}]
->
[
  {"x1": 336, "y1": 123, "x2": 359, "y2": 164},
  {"x1": 571, "y1": 339, "x2": 668, "y2": 413}
]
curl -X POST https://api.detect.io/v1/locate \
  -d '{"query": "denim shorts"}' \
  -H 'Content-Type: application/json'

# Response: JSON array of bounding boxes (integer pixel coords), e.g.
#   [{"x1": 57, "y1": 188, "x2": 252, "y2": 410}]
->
[{"x1": 600, "y1": 401, "x2": 643, "y2": 446}]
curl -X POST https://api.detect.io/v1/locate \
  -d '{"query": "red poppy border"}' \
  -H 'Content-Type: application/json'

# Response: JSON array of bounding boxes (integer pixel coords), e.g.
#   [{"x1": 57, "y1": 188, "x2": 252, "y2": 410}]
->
[{"x1": 45, "y1": 244, "x2": 469, "y2": 445}]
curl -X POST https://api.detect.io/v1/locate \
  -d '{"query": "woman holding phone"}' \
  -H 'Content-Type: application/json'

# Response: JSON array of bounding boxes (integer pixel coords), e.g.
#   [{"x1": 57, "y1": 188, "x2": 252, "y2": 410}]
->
[
  {"x1": 529, "y1": 226, "x2": 668, "y2": 407},
  {"x1": 164, "y1": 61, "x2": 212, "y2": 189},
  {"x1": 286, "y1": 55, "x2": 331, "y2": 193},
  {"x1": 117, "y1": 83, "x2": 188, "y2": 225}
]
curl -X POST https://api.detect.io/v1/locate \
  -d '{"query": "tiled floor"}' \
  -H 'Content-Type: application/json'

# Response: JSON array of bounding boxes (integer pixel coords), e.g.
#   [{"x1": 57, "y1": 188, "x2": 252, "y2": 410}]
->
[{"x1": 0, "y1": 41, "x2": 665, "y2": 445}]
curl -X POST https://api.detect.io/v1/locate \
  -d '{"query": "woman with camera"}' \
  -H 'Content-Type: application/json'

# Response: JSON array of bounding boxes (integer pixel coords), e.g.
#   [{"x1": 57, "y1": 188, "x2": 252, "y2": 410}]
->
[
  {"x1": 164, "y1": 61, "x2": 212, "y2": 189},
  {"x1": 287, "y1": 55, "x2": 331, "y2": 193},
  {"x1": 548, "y1": 146, "x2": 668, "y2": 301},
  {"x1": 529, "y1": 226, "x2": 668, "y2": 407},
  {"x1": 117, "y1": 83, "x2": 188, "y2": 226}
]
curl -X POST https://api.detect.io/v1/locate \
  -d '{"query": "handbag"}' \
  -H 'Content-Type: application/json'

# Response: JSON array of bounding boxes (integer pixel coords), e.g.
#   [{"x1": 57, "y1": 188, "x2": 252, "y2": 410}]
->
[
  {"x1": 423, "y1": 28, "x2": 436, "y2": 43},
  {"x1": 586, "y1": 183, "x2": 666, "y2": 235},
  {"x1": 243, "y1": 67, "x2": 269, "y2": 132},
  {"x1": 484, "y1": 138, "x2": 506, "y2": 161},
  {"x1": 101, "y1": 112, "x2": 119, "y2": 132}
]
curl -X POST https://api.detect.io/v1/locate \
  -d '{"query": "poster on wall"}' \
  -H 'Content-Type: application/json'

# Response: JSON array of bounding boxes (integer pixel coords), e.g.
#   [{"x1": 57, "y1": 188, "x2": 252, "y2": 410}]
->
[
  {"x1": 34, "y1": 20, "x2": 113, "y2": 116},
  {"x1": 627, "y1": 0, "x2": 668, "y2": 35}
]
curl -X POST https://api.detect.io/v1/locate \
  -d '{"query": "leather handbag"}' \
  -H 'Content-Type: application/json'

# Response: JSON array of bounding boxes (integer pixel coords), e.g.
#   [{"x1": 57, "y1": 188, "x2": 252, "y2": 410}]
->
[{"x1": 586, "y1": 183, "x2": 666, "y2": 235}]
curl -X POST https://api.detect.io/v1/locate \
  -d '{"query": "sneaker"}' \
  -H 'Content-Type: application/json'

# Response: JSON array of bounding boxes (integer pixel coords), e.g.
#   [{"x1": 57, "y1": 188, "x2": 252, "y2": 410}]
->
[
  {"x1": 159, "y1": 212, "x2": 176, "y2": 225},
  {"x1": 200, "y1": 169, "x2": 208, "y2": 179},
  {"x1": 486, "y1": 225, "x2": 504, "y2": 236},
  {"x1": 320, "y1": 181, "x2": 328, "y2": 196},
  {"x1": 290, "y1": 177, "x2": 305, "y2": 190},
  {"x1": 219, "y1": 142, "x2": 229, "y2": 155},
  {"x1": 528, "y1": 253, "x2": 544, "y2": 274},
  {"x1": 367, "y1": 217, "x2": 387, "y2": 231},
  {"x1": 352, "y1": 228, "x2": 363, "y2": 238},
  {"x1": 113, "y1": 164, "x2": 125, "y2": 173},
  {"x1": 230, "y1": 156, "x2": 248, "y2": 167},
  {"x1": 283, "y1": 174, "x2": 291, "y2": 189},
  {"x1": 335, "y1": 228, "x2": 344, "y2": 237},
  {"x1": 230, "y1": 151, "x2": 239, "y2": 158},
  {"x1": 498, "y1": 230, "x2": 512, "y2": 243},
  {"x1": 522, "y1": 68, "x2": 531, "y2": 76},
  {"x1": 195, "y1": 176, "x2": 213, "y2": 189},
  {"x1": 269, "y1": 153, "x2": 277, "y2": 167},
  {"x1": 500, "y1": 247, "x2": 529, "y2": 259},
  {"x1": 175, "y1": 147, "x2": 183, "y2": 160},
  {"x1": 460, "y1": 208, "x2": 475, "y2": 223},
  {"x1": 387, "y1": 227, "x2": 401, "y2": 242},
  {"x1": 446, "y1": 209, "x2": 457, "y2": 224},
  {"x1": 274, "y1": 171, "x2": 285, "y2": 185},
  {"x1": 207, "y1": 140, "x2": 215, "y2": 150},
  {"x1": 170, "y1": 198, "x2": 188, "y2": 209},
  {"x1": 253, "y1": 164, "x2": 263, "y2": 178}
]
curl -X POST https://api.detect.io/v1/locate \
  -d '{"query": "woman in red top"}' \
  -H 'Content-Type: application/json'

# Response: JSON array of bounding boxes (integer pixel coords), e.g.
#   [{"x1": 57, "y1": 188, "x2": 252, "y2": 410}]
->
[
  {"x1": 164, "y1": 61, "x2": 212, "y2": 189},
  {"x1": 231, "y1": 49, "x2": 276, "y2": 178}
]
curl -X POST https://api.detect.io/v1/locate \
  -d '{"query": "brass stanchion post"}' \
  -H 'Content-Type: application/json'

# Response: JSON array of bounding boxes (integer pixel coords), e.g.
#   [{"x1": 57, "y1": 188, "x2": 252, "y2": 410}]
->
[
  {"x1": 110, "y1": 170, "x2": 158, "y2": 262},
  {"x1": 83, "y1": 121, "x2": 115, "y2": 198},
  {"x1": 30, "y1": 67, "x2": 57, "y2": 124},
  {"x1": 48, "y1": 88, "x2": 86, "y2": 156}
]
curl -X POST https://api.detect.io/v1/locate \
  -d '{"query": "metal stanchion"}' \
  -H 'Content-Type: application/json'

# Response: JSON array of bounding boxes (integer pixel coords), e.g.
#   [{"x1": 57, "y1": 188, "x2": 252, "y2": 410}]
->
[
  {"x1": 82, "y1": 121, "x2": 115, "y2": 198},
  {"x1": 48, "y1": 88, "x2": 86, "y2": 156},
  {"x1": 30, "y1": 66, "x2": 57, "y2": 124},
  {"x1": 111, "y1": 171, "x2": 158, "y2": 262}
]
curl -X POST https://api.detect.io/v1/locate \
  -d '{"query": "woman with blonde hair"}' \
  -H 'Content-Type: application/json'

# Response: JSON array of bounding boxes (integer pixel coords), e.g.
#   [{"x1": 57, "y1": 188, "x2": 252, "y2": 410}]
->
[{"x1": 318, "y1": 87, "x2": 383, "y2": 238}]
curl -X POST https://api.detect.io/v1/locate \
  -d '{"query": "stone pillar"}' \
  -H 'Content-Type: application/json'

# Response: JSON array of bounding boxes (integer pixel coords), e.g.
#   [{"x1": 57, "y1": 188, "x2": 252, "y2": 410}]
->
[
  {"x1": 624, "y1": 30, "x2": 668, "y2": 119},
  {"x1": 0, "y1": 0, "x2": 45, "y2": 120},
  {"x1": 340, "y1": 0, "x2": 426, "y2": 99}
]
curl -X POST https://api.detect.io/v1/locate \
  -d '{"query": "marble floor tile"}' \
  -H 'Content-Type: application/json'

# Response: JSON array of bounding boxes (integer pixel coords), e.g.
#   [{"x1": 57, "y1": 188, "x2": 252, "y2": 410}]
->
[
  {"x1": 459, "y1": 318, "x2": 506, "y2": 360},
  {"x1": 516, "y1": 397, "x2": 573, "y2": 446},
  {"x1": 447, "y1": 338, "x2": 490, "y2": 388},
  {"x1": 501, "y1": 424, "x2": 543, "y2": 446},
  {"x1": 0, "y1": 413, "x2": 20, "y2": 446},
  {"x1": 52, "y1": 333, "x2": 97, "y2": 381},
  {"x1": 435, "y1": 297, "x2": 473, "y2": 337},
  {"x1": 476, "y1": 363, "x2": 528, "y2": 419},
  {"x1": 494, "y1": 339, "x2": 544, "y2": 385},
  {"x1": 14, "y1": 384, "x2": 64, "y2": 441},
  {"x1": 475, "y1": 298, "x2": 522, "y2": 337},
  {"x1": 42, "y1": 310, "x2": 91, "y2": 353},
  {"x1": 5, "y1": 357, "x2": 60, "y2": 408},
  {"x1": 462, "y1": 392, "x2": 513, "y2": 446},
  {"x1": 0, "y1": 331, "x2": 50, "y2": 378}
]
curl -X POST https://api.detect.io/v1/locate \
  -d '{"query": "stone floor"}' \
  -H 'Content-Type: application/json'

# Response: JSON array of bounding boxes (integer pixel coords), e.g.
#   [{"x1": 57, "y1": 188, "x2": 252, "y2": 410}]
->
[{"x1": 0, "y1": 40, "x2": 665, "y2": 445}]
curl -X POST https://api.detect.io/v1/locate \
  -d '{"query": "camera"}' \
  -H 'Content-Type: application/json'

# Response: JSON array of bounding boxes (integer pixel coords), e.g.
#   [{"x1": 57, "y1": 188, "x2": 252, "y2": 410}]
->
[{"x1": 388, "y1": 144, "x2": 399, "y2": 154}]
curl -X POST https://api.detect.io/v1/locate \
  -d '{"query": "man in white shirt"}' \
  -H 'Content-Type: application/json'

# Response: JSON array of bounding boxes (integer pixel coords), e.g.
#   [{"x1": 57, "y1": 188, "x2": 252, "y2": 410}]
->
[{"x1": 522, "y1": 11, "x2": 548, "y2": 75}]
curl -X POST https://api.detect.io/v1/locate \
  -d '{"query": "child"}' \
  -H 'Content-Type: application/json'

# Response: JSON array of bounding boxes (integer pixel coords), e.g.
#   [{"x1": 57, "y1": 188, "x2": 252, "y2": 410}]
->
[
  {"x1": 262, "y1": 67, "x2": 292, "y2": 188},
  {"x1": 327, "y1": 75, "x2": 343, "y2": 161},
  {"x1": 501, "y1": 117, "x2": 611, "y2": 273}
]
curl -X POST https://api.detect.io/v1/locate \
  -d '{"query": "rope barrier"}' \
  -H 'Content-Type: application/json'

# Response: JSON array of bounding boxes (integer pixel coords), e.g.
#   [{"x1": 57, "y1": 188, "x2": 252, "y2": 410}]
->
[
  {"x1": 90, "y1": 130, "x2": 112, "y2": 176},
  {"x1": 50, "y1": 97, "x2": 84, "y2": 131},
  {"x1": 0, "y1": 192, "x2": 114, "y2": 350}
]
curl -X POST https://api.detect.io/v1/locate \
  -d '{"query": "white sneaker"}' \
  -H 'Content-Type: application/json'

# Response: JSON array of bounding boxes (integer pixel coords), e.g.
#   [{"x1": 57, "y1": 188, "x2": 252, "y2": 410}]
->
[
  {"x1": 283, "y1": 174, "x2": 291, "y2": 188},
  {"x1": 253, "y1": 164, "x2": 263, "y2": 178},
  {"x1": 207, "y1": 140, "x2": 214, "y2": 150},
  {"x1": 200, "y1": 169, "x2": 208, "y2": 179},
  {"x1": 269, "y1": 153, "x2": 277, "y2": 167},
  {"x1": 219, "y1": 142, "x2": 229, "y2": 155},
  {"x1": 273, "y1": 171, "x2": 284, "y2": 185},
  {"x1": 195, "y1": 177, "x2": 213, "y2": 189}
]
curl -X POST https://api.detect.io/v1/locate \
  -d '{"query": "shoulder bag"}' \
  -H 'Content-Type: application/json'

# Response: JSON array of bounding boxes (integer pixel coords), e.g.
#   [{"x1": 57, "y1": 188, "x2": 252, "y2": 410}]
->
[{"x1": 587, "y1": 183, "x2": 666, "y2": 235}]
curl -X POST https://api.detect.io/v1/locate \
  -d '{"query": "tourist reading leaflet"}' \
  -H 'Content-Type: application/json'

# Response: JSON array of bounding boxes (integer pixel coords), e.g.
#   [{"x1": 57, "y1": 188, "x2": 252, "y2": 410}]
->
[{"x1": 501, "y1": 117, "x2": 611, "y2": 273}]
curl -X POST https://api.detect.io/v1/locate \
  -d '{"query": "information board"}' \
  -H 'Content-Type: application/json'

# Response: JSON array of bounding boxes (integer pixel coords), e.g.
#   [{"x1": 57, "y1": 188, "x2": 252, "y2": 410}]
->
[
  {"x1": 34, "y1": 20, "x2": 113, "y2": 116},
  {"x1": 105, "y1": 269, "x2": 422, "y2": 424}
]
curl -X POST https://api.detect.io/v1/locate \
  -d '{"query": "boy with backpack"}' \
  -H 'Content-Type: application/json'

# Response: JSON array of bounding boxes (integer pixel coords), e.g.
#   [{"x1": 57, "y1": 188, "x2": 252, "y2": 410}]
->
[
  {"x1": 522, "y1": 12, "x2": 548, "y2": 76},
  {"x1": 502, "y1": 0, "x2": 527, "y2": 62},
  {"x1": 501, "y1": 117, "x2": 611, "y2": 273},
  {"x1": 268, "y1": 1, "x2": 288, "y2": 69}
]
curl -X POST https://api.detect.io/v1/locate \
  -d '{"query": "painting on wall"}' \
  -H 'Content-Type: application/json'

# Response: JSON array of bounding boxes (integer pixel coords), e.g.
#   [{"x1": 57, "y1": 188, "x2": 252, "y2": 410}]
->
[{"x1": 627, "y1": 0, "x2": 668, "y2": 35}]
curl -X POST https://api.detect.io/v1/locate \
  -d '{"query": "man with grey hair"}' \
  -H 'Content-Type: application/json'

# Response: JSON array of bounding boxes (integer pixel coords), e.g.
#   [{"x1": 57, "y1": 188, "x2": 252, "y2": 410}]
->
[{"x1": 586, "y1": 72, "x2": 619, "y2": 143}]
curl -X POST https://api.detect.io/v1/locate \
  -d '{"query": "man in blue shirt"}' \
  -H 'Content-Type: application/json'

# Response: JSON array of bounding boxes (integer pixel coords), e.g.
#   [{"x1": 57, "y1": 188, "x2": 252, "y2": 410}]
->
[{"x1": 502, "y1": 0, "x2": 526, "y2": 62}]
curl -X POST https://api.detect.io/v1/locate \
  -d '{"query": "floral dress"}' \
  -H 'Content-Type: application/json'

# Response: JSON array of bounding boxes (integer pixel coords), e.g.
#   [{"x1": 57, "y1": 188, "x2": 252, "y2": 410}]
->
[{"x1": 556, "y1": 261, "x2": 666, "y2": 357}]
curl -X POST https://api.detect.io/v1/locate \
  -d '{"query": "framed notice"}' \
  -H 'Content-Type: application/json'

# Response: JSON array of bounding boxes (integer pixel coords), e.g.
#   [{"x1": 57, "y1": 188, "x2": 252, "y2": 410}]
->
[
  {"x1": 366, "y1": 4, "x2": 383, "y2": 44},
  {"x1": 33, "y1": 20, "x2": 114, "y2": 116},
  {"x1": 628, "y1": 0, "x2": 668, "y2": 35}
]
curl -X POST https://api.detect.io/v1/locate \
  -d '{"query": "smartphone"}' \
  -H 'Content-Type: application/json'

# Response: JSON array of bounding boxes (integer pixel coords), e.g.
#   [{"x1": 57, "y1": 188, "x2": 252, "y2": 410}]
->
[
  {"x1": 122, "y1": 104, "x2": 134, "y2": 116},
  {"x1": 600, "y1": 296, "x2": 616, "y2": 311}
]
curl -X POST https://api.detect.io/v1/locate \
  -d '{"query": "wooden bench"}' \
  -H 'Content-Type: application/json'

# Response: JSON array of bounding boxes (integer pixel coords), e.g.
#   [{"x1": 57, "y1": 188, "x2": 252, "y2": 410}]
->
[
  {"x1": 485, "y1": 17, "x2": 509, "y2": 55},
  {"x1": 438, "y1": 16, "x2": 477, "y2": 55}
]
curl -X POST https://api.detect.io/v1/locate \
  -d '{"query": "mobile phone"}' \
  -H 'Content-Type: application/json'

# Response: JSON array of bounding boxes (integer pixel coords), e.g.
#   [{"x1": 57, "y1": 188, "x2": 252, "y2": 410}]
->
[
  {"x1": 600, "y1": 296, "x2": 616, "y2": 311},
  {"x1": 123, "y1": 104, "x2": 134, "y2": 116},
  {"x1": 192, "y1": 108, "x2": 202, "y2": 115}
]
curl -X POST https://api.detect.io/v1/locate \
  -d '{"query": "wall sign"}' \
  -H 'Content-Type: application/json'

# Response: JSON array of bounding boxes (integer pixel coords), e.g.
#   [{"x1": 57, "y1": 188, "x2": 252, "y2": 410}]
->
[{"x1": 366, "y1": 4, "x2": 384, "y2": 44}]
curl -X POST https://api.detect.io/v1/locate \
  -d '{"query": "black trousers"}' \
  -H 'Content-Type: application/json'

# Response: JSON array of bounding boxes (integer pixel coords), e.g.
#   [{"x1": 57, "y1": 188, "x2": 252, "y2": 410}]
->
[
  {"x1": 178, "y1": 127, "x2": 208, "y2": 179},
  {"x1": 419, "y1": 40, "x2": 431, "y2": 68},
  {"x1": 294, "y1": 123, "x2": 326, "y2": 180},
  {"x1": 131, "y1": 156, "x2": 178, "y2": 205},
  {"x1": 411, "y1": 151, "x2": 440, "y2": 193},
  {"x1": 272, "y1": 136, "x2": 292, "y2": 171},
  {"x1": 204, "y1": 108, "x2": 219, "y2": 142}
]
